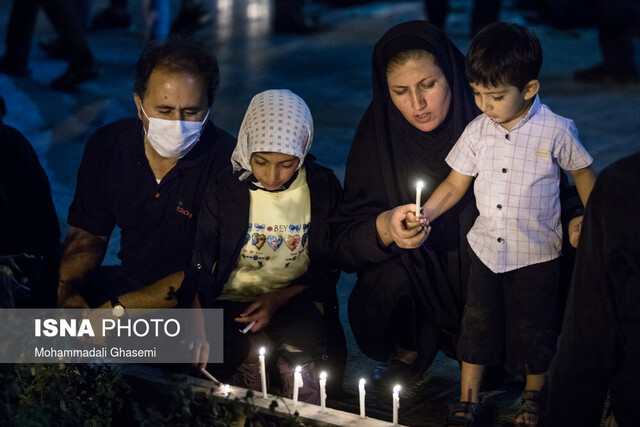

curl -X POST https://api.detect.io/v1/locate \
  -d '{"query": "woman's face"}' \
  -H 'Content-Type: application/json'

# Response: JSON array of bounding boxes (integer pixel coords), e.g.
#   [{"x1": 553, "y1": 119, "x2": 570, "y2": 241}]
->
[
  {"x1": 250, "y1": 152, "x2": 300, "y2": 191},
  {"x1": 387, "y1": 57, "x2": 452, "y2": 132}
]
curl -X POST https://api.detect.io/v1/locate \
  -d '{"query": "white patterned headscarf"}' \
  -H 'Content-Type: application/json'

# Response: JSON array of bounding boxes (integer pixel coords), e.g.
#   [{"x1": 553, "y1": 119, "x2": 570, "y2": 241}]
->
[{"x1": 231, "y1": 89, "x2": 314, "y2": 181}]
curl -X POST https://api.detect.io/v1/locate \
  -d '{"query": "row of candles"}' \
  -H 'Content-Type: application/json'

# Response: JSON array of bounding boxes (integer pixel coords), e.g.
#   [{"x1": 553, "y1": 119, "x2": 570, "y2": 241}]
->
[{"x1": 203, "y1": 347, "x2": 403, "y2": 425}]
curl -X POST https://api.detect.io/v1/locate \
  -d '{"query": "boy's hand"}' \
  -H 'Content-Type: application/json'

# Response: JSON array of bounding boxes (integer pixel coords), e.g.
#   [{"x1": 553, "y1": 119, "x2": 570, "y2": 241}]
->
[
  {"x1": 568, "y1": 215, "x2": 583, "y2": 248},
  {"x1": 404, "y1": 209, "x2": 428, "y2": 231},
  {"x1": 377, "y1": 204, "x2": 431, "y2": 249}
]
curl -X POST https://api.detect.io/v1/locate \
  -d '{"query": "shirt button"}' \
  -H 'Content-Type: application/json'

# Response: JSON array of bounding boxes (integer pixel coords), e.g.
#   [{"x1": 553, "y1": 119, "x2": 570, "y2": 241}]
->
[
  {"x1": 497, "y1": 237, "x2": 504, "y2": 243},
  {"x1": 497, "y1": 204, "x2": 502, "y2": 209},
  {"x1": 155, "y1": 192, "x2": 160, "y2": 199},
  {"x1": 196, "y1": 263, "x2": 203, "y2": 270},
  {"x1": 505, "y1": 134, "x2": 510, "y2": 140},
  {"x1": 502, "y1": 168, "x2": 507, "y2": 173}
]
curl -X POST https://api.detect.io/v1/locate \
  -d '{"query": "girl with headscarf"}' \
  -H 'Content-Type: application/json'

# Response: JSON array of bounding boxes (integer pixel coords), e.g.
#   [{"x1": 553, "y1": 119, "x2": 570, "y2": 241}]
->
[
  {"x1": 331, "y1": 21, "x2": 582, "y2": 408},
  {"x1": 181, "y1": 89, "x2": 345, "y2": 404}
]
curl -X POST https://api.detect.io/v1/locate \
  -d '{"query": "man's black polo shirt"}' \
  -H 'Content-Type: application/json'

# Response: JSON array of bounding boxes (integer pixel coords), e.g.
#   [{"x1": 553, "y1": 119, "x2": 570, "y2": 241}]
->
[{"x1": 68, "y1": 117, "x2": 235, "y2": 286}]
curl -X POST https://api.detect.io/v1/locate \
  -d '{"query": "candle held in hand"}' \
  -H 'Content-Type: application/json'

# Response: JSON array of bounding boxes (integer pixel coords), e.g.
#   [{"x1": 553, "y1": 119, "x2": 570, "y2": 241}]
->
[{"x1": 415, "y1": 181, "x2": 424, "y2": 216}]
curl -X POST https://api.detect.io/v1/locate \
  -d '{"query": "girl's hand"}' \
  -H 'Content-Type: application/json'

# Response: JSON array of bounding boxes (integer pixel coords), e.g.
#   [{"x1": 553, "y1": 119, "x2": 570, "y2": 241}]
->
[{"x1": 234, "y1": 291, "x2": 286, "y2": 333}]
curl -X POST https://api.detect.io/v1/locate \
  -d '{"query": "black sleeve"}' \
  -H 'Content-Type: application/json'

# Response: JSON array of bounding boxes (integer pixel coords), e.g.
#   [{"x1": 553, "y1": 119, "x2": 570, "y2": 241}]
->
[
  {"x1": 291, "y1": 167, "x2": 343, "y2": 303},
  {"x1": 67, "y1": 126, "x2": 116, "y2": 237},
  {"x1": 330, "y1": 107, "x2": 399, "y2": 273}
]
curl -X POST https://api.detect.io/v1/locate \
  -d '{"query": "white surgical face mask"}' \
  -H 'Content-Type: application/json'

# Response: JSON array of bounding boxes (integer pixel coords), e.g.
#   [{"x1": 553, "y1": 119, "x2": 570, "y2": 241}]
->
[{"x1": 140, "y1": 104, "x2": 210, "y2": 159}]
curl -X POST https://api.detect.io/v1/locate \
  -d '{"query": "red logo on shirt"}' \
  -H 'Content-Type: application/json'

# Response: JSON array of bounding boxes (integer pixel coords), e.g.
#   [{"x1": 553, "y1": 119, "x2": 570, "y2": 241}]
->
[{"x1": 177, "y1": 206, "x2": 192, "y2": 219}]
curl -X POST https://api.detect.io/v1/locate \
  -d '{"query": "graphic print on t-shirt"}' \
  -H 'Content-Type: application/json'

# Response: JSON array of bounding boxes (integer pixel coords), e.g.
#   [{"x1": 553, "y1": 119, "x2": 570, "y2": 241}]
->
[
  {"x1": 221, "y1": 168, "x2": 312, "y2": 301},
  {"x1": 243, "y1": 221, "x2": 311, "y2": 267}
]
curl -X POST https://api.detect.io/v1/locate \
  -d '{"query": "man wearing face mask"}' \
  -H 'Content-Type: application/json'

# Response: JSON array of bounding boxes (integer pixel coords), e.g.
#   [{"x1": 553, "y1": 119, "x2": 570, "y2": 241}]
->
[{"x1": 57, "y1": 37, "x2": 235, "y2": 309}]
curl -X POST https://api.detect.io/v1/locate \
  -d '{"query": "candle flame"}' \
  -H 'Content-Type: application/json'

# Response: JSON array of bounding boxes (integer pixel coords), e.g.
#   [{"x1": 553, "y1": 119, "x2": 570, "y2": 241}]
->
[
  {"x1": 259, "y1": 347, "x2": 266, "y2": 356},
  {"x1": 393, "y1": 384, "x2": 401, "y2": 393},
  {"x1": 295, "y1": 366, "x2": 302, "y2": 373},
  {"x1": 416, "y1": 181, "x2": 424, "y2": 189},
  {"x1": 359, "y1": 378, "x2": 366, "y2": 385},
  {"x1": 320, "y1": 371, "x2": 327, "y2": 380}
]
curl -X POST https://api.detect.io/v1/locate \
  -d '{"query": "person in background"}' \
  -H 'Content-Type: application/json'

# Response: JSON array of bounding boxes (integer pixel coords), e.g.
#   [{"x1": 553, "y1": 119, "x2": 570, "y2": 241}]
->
[
  {"x1": 573, "y1": 0, "x2": 639, "y2": 85},
  {"x1": 424, "y1": 0, "x2": 501, "y2": 36},
  {"x1": 0, "y1": 0, "x2": 98, "y2": 92}
]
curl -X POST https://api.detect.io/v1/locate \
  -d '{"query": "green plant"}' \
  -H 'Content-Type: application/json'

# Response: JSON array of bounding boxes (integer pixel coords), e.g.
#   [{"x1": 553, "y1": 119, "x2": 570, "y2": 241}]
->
[{"x1": 1, "y1": 363, "x2": 129, "y2": 426}]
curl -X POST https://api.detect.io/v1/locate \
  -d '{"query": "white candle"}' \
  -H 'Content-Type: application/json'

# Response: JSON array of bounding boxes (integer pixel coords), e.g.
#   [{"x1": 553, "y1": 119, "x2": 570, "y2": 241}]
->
[
  {"x1": 358, "y1": 378, "x2": 366, "y2": 418},
  {"x1": 259, "y1": 347, "x2": 267, "y2": 398},
  {"x1": 239, "y1": 320, "x2": 256, "y2": 334},
  {"x1": 293, "y1": 366, "x2": 303, "y2": 406},
  {"x1": 200, "y1": 367, "x2": 222, "y2": 387},
  {"x1": 415, "y1": 181, "x2": 424, "y2": 216},
  {"x1": 393, "y1": 384, "x2": 401, "y2": 426},
  {"x1": 319, "y1": 371, "x2": 327, "y2": 412}
]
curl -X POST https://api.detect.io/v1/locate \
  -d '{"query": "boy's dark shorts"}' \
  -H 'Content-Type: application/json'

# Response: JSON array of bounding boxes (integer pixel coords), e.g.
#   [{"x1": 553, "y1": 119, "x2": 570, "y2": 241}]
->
[{"x1": 458, "y1": 249, "x2": 560, "y2": 376}]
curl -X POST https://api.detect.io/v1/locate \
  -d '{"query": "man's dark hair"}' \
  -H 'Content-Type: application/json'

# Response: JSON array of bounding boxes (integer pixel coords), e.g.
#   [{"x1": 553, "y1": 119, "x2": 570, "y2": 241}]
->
[
  {"x1": 465, "y1": 22, "x2": 542, "y2": 91},
  {"x1": 134, "y1": 37, "x2": 219, "y2": 106}
]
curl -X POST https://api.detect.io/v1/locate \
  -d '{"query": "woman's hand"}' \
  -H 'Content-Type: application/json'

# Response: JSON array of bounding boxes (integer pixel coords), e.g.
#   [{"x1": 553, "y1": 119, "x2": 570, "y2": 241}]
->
[
  {"x1": 234, "y1": 290, "x2": 287, "y2": 333},
  {"x1": 376, "y1": 204, "x2": 430, "y2": 249}
]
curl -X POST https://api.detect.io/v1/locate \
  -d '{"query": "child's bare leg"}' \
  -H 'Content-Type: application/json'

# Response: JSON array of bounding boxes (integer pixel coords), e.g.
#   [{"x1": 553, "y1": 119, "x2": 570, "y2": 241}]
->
[
  {"x1": 515, "y1": 374, "x2": 545, "y2": 425},
  {"x1": 460, "y1": 361, "x2": 485, "y2": 403},
  {"x1": 446, "y1": 361, "x2": 484, "y2": 425}
]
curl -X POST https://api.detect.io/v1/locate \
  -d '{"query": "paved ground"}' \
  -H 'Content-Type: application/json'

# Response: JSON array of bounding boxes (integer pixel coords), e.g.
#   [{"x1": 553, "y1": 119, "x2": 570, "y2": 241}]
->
[{"x1": 1, "y1": 0, "x2": 639, "y2": 425}]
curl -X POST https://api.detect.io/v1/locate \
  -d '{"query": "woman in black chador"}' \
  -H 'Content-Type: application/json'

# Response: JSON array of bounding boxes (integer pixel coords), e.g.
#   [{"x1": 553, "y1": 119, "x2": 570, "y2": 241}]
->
[{"x1": 331, "y1": 21, "x2": 479, "y2": 392}]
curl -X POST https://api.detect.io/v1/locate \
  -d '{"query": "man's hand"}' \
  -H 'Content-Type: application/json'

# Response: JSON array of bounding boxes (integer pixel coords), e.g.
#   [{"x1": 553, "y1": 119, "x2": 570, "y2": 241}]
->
[
  {"x1": 58, "y1": 293, "x2": 90, "y2": 308},
  {"x1": 185, "y1": 334, "x2": 210, "y2": 370},
  {"x1": 568, "y1": 215, "x2": 583, "y2": 248},
  {"x1": 376, "y1": 204, "x2": 430, "y2": 249}
]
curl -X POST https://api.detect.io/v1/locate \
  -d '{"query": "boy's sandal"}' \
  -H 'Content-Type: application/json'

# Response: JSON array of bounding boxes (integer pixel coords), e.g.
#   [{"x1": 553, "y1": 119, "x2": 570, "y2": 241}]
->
[
  {"x1": 444, "y1": 400, "x2": 481, "y2": 427},
  {"x1": 515, "y1": 390, "x2": 540, "y2": 425}
]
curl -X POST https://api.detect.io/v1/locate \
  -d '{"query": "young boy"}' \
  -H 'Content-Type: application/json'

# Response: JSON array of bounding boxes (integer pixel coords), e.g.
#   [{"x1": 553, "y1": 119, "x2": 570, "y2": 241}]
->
[{"x1": 412, "y1": 22, "x2": 596, "y2": 426}]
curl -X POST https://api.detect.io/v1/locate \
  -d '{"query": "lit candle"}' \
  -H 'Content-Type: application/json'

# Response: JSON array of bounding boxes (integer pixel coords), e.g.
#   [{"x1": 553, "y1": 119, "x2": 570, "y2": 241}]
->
[
  {"x1": 415, "y1": 181, "x2": 424, "y2": 216},
  {"x1": 358, "y1": 378, "x2": 366, "y2": 418},
  {"x1": 259, "y1": 347, "x2": 267, "y2": 398},
  {"x1": 222, "y1": 384, "x2": 230, "y2": 397},
  {"x1": 393, "y1": 384, "x2": 401, "y2": 426},
  {"x1": 319, "y1": 371, "x2": 327, "y2": 412},
  {"x1": 293, "y1": 366, "x2": 303, "y2": 406}
]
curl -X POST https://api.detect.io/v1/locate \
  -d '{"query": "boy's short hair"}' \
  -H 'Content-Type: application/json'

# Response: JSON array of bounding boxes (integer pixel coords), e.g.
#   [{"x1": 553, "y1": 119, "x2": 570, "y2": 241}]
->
[
  {"x1": 134, "y1": 36, "x2": 219, "y2": 107},
  {"x1": 465, "y1": 22, "x2": 542, "y2": 91}
]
